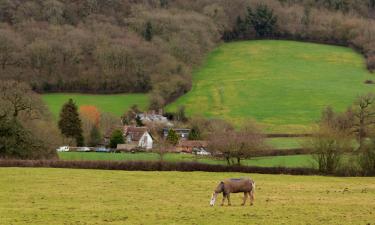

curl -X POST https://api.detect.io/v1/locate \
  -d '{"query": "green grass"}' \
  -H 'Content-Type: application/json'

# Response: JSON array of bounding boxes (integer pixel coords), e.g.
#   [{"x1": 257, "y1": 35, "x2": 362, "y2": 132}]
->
[
  {"x1": 42, "y1": 93, "x2": 149, "y2": 118},
  {"x1": 1, "y1": 168, "x2": 374, "y2": 224},
  {"x1": 58, "y1": 152, "x2": 315, "y2": 168},
  {"x1": 167, "y1": 40, "x2": 375, "y2": 132},
  {"x1": 266, "y1": 137, "x2": 306, "y2": 149}
]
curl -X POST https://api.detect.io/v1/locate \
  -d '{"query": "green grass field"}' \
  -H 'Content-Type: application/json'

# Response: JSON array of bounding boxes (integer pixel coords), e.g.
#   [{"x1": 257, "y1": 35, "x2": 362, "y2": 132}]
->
[
  {"x1": 42, "y1": 93, "x2": 149, "y2": 118},
  {"x1": 167, "y1": 40, "x2": 375, "y2": 132},
  {"x1": 58, "y1": 152, "x2": 315, "y2": 168},
  {"x1": 1, "y1": 168, "x2": 374, "y2": 224}
]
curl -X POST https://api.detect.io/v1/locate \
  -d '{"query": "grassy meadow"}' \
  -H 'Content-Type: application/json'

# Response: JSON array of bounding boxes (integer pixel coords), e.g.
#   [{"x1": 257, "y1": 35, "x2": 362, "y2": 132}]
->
[
  {"x1": 42, "y1": 93, "x2": 149, "y2": 118},
  {"x1": 167, "y1": 40, "x2": 375, "y2": 132},
  {"x1": 58, "y1": 152, "x2": 315, "y2": 168},
  {"x1": 1, "y1": 168, "x2": 374, "y2": 224}
]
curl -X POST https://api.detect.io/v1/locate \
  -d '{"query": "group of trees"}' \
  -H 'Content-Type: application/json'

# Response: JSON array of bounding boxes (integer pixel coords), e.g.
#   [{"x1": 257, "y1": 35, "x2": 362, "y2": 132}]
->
[
  {"x1": 0, "y1": 80, "x2": 60, "y2": 159},
  {"x1": 181, "y1": 118, "x2": 267, "y2": 165},
  {"x1": 309, "y1": 94, "x2": 375, "y2": 175},
  {"x1": 58, "y1": 100, "x2": 120, "y2": 148},
  {"x1": 0, "y1": 0, "x2": 374, "y2": 110}
]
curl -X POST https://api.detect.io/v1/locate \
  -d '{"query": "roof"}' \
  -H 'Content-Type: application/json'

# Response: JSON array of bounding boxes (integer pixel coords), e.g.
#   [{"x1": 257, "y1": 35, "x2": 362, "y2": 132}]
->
[
  {"x1": 177, "y1": 140, "x2": 208, "y2": 148},
  {"x1": 124, "y1": 126, "x2": 149, "y2": 141}
]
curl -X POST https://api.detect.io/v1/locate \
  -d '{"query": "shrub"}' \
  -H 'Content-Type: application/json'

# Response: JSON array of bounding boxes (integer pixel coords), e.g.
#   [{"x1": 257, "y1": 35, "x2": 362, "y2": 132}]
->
[
  {"x1": 109, "y1": 130, "x2": 124, "y2": 149},
  {"x1": 0, "y1": 159, "x2": 319, "y2": 175},
  {"x1": 358, "y1": 142, "x2": 375, "y2": 176}
]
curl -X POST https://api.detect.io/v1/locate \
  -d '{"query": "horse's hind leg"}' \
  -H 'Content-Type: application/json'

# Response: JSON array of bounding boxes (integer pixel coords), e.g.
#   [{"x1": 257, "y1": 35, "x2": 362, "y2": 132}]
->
[{"x1": 241, "y1": 192, "x2": 248, "y2": 206}]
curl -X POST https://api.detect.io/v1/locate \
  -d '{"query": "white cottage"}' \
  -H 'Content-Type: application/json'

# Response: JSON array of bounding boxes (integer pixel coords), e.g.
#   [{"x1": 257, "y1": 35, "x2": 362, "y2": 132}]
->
[{"x1": 123, "y1": 126, "x2": 153, "y2": 150}]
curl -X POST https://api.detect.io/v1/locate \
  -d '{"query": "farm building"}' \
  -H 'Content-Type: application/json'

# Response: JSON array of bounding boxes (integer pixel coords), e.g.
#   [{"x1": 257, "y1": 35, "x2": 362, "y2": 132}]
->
[{"x1": 123, "y1": 126, "x2": 153, "y2": 150}]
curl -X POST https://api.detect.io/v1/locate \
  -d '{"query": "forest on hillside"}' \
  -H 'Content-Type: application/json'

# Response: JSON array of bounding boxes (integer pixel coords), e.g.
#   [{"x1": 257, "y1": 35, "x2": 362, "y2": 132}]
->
[{"x1": 0, "y1": 0, "x2": 374, "y2": 108}]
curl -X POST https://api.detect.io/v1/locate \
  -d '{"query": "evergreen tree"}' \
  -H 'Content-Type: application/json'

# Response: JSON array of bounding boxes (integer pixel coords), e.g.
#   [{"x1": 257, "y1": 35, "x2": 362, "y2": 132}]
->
[
  {"x1": 58, "y1": 98, "x2": 84, "y2": 146},
  {"x1": 166, "y1": 129, "x2": 179, "y2": 145},
  {"x1": 88, "y1": 125, "x2": 102, "y2": 147},
  {"x1": 109, "y1": 129, "x2": 124, "y2": 149},
  {"x1": 247, "y1": 5, "x2": 277, "y2": 37},
  {"x1": 188, "y1": 126, "x2": 200, "y2": 140},
  {"x1": 143, "y1": 21, "x2": 153, "y2": 41},
  {"x1": 135, "y1": 115, "x2": 144, "y2": 127},
  {"x1": 160, "y1": 0, "x2": 168, "y2": 8}
]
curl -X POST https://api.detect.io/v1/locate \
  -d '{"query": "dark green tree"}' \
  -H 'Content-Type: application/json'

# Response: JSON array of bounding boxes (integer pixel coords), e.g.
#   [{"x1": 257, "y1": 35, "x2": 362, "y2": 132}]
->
[
  {"x1": 247, "y1": 5, "x2": 277, "y2": 37},
  {"x1": 143, "y1": 21, "x2": 153, "y2": 42},
  {"x1": 160, "y1": 0, "x2": 168, "y2": 8},
  {"x1": 109, "y1": 129, "x2": 124, "y2": 149},
  {"x1": 58, "y1": 98, "x2": 84, "y2": 146},
  {"x1": 88, "y1": 125, "x2": 102, "y2": 147},
  {"x1": 135, "y1": 115, "x2": 144, "y2": 127},
  {"x1": 188, "y1": 126, "x2": 200, "y2": 140},
  {"x1": 166, "y1": 129, "x2": 179, "y2": 145}
]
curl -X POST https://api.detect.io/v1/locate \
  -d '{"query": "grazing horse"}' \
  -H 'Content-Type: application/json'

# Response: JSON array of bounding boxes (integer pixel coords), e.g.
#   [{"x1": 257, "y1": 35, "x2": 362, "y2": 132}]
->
[{"x1": 210, "y1": 178, "x2": 255, "y2": 206}]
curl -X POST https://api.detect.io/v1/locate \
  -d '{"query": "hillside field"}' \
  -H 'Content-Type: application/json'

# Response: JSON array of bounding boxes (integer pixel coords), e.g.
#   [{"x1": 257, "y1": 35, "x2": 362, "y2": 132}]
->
[
  {"x1": 1, "y1": 168, "x2": 374, "y2": 224},
  {"x1": 42, "y1": 93, "x2": 149, "y2": 118},
  {"x1": 167, "y1": 40, "x2": 375, "y2": 132}
]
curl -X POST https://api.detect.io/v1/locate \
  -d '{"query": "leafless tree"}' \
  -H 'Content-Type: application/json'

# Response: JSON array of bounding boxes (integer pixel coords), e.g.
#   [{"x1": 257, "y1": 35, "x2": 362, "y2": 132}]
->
[
  {"x1": 350, "y1": 94, "x2": 375, "y2": 149},
  {"x1": 208, "y1": 120, "x2": 266, "y2": 165}
]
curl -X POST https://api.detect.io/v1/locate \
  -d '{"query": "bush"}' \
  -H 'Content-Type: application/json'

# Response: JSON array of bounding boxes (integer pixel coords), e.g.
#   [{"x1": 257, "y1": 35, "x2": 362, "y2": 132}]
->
[
  {"x1": 358, "y1": 142, "x2": 375, "y2": 176},
  {"x1": 109, "y1": 130, "x2": 124, "y2": 149}
]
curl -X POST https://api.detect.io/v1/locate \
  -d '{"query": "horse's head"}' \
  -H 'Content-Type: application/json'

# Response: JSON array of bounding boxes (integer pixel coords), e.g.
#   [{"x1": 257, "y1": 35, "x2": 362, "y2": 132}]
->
[{"x1": 210, "y1": 181, "x2": 224, "y2": 206}]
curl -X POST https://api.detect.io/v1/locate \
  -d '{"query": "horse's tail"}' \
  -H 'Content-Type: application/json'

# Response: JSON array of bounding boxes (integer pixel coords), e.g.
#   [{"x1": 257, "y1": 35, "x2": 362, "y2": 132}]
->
[{"x1": 250, "y1": 180, "x2": 255, "y2": 200}]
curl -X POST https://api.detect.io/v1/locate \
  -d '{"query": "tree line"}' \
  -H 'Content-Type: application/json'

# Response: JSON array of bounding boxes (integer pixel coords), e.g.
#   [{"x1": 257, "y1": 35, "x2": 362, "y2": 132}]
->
[{"x1": 0, "y1": 0, "x2": 374, "y2": 109}]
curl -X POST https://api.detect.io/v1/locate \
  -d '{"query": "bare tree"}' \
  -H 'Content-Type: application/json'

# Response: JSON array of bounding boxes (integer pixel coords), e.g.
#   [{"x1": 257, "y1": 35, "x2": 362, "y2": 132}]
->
[
  {"x1": 350, "y1": 94, "x2": 375, "y2": 149},
  {"x1": 208, "y1": 120, "x2": 266, "y2": 165},
  {"x1": 308, "y1": 125, "x2": 352, "y2": 174}
]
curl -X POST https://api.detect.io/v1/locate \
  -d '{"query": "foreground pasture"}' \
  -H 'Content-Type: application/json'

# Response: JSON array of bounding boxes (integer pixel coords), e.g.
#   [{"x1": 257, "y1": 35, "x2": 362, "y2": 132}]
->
[{"x1": 1, "y1": 168, "x2": 374, "y2": 224}]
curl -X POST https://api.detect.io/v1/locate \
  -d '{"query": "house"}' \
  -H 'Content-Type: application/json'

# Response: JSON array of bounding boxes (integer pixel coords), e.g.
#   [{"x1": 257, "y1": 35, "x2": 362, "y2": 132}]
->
[
  {"x1": 123, "y1": 126, "x2": 153, "y2": 150},
  {"x1": 163, "y1": 128, "x2": 191, "y2": 140},
  {"x1": 175, "y1": 140, "x2": 208, "y2": 153}
]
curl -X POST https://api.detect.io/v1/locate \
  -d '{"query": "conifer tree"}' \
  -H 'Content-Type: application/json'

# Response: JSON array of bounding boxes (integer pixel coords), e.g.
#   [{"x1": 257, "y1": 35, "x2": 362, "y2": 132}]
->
[
  {"x1": 58, "y1": 99, "x2": 84, "y2": 146},
  {"x1": 88, "y1": 125, "x2": 102, "y2": 147},
  {"x1": 166, "y1": 129, "x2": 179, "y2": 145}
]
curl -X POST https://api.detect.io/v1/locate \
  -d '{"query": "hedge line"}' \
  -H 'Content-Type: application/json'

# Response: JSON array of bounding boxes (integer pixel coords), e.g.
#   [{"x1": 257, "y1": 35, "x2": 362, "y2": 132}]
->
[{"x1": 0, "y1": 160, "x2": 319, "y2": 175}]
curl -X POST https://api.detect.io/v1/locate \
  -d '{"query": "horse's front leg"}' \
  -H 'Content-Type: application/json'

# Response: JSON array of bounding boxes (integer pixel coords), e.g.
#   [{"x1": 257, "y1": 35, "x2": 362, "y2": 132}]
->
[
  {"x1": 241, "y1": 192, "x2": 248, "y2": 206},
  {"x1": 227, "y1": 193, "x2": 231, "y2": 206},
  {"x1": 221, "y1": 193, "x2": 226, "y2": 206}
]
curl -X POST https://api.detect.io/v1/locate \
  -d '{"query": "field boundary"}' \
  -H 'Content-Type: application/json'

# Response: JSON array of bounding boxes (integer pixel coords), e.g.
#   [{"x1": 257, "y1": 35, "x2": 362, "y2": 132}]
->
[{"x1": 0, "y1": 159, "x2": 318, "y2": 175}]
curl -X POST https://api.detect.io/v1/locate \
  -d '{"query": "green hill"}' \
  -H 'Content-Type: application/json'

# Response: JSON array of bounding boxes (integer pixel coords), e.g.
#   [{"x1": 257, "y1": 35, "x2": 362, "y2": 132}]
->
[
  {"x1": 42, "y1": 93, "x2": 149, "y2": 118},
  {"x1": 167, "y1": 40, "x2": 375, "y2": 132}
]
